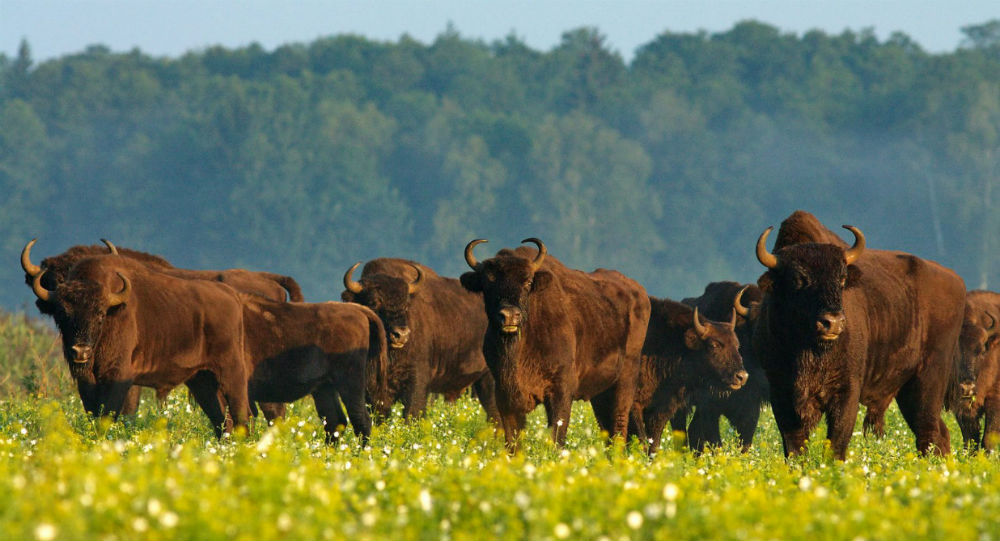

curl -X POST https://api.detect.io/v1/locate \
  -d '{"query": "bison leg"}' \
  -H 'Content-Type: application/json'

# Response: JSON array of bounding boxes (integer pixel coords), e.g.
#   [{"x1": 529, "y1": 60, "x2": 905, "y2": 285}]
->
[
  {"x1": 983, "y1": 399, "x2": 1000, "y2": 450},
  {"x1": 769, "y1": 382, "x2": 814, "y2": 458},
  {"x1": 861, "y1": 397, "x2": 891, "y2": 438},
  {"x1": 823, "y1": 387, "x2": 861, "y2": 460},
  {"x1": 895, "y1": 377, "x2": 951, "y2": 455},
  {"x1": 185, "y1": 372, "x2": 228, "y2": 438},
  {"x1": 627, "y1": 405, "x2": 650, "y2": 453},
  {"x1": 401, "y1": 372, "x2": 430, "y2": 419},
  {"x1": 313, "y1": 382, "x2": 358, "y2": 444},
  {"x1": 499, "y1": 410, "x2": 527, "y2": 452},
  {"x1": 643, "y1": 409, "x2": 673, "y2": 453},
  {"x1": 724, "y1": 400, "x2": 762, "y2": 452},
  {"x1": 119, "y1": 386, "x2": 142, "y2": 416},
  {"x1": 670, "y1": 406, "x2": 690, "y2": 441},
  {"x1": 75, "y1": 379, "x2": 100, "y2": 416},
  {"x1": 472, "y1": 371, "x2": 500, "y2": 424},
  {"x1": 955, "y1": 413, "x2": 982, "y2": 450},
  {"x1": 688, "y1": 404, "x2": 723, "y2": 452},
  {"x1": 544, "y1": 389, "x2": 573, "y2": 446},
  {"x1": 215, "y1": 367, "x2": 251, "y2": 434}
]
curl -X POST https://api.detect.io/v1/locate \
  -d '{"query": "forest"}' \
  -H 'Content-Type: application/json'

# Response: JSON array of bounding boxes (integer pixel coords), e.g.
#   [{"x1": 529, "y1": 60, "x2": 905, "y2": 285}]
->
[{"x1": 2, "y1": 19, "x2": 999, "y2": 308}]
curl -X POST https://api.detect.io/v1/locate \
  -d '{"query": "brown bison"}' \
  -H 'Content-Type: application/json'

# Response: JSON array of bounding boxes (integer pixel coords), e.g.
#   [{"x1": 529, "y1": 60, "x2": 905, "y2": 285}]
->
[
  {"x1": 460, "y1": 238, "x2": 651, "y2": 448},
  {"x1": 753, "y1": 216, "x2": 965, "y2": 459},
  {"x1": 30, "y1": 254, "x2": 252, "y2": 436},
  {"x1": 950, "y1": 290, "x2": 1000, "y2": 449},
  {"x1": 672, "y1": 282, "x2": 768, "y2": 451},
  {"x1": 22, "y1": 239, "x2": 296, "y2": 420},
  {"x1": 241, "y1": 296, "x2": 389, "y2": 443},
  {"x1": 630, "y1": 295, "x2": 747, "y2": 453},
  {"x1": 341, "y1": 259, "x2": 499, "y2": 421}
]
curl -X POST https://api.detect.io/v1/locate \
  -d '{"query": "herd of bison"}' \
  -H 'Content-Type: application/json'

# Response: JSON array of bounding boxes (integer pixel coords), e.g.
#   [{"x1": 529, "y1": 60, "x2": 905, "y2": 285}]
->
[{"x1": 16, "y1": 210, "x2": 1000, "y2": 459}]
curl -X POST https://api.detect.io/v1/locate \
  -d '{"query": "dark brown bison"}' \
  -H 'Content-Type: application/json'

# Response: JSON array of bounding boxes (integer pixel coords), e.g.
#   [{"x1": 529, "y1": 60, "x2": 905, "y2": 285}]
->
[
  {"x1": 341, "y1": 259, "x2": 499, "y2": 421},
  {"x1": 631, "y1": 295, "x2": 747, "y2": 453},
  {"x1": 460, "y1": 238, "x2": 651, "y2": 448},
  {"x1": 950, "y1": 290, "x2": 1000, "y2": 449},
  {"x1": 22, "y1": 239, "x2": 295, "y2": 420},
  {"x1": 241, "y1": 296, "x2": 389, "y2": 443},
  {"x1": 30, "y1": 254, "x2": 252, "y2": 436},
  {"x1": 672, "y1": 282, "x2": 768, "y2": 451},
  {"x1": 753, "y1": 216, "x2": 965, "y2": 459}
]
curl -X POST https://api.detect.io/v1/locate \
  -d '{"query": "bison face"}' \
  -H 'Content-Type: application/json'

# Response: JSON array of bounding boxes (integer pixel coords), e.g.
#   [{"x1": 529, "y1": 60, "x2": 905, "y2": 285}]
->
[
  {"x1": 342, "y1": 263, "x2": 422, "y2": 350},
  {"x1": 686, "y1": 308, "x2": 748, "y2": 391},
  {"x1": 756, "y1": 225, "x2": 864, "y2": 349},
  {"x1": 462, "y1": 238, "x2": 550, "y2": 336},
  {"x1": 32, "y1": 263, "x2": 132, "y2": 380},
  {"x1": 957, "y1": 315, "x2": 1000, "y2": 404}
]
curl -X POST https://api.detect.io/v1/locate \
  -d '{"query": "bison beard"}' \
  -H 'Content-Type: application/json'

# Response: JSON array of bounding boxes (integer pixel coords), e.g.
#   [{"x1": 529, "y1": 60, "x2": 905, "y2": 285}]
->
[{"x1": 753, "y1": 214, "x2": 964, "y2": 459}]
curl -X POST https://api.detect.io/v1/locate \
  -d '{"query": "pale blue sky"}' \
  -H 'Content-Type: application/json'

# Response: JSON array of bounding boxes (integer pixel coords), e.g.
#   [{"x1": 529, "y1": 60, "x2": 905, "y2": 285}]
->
[{"x1": 2, "y1": 1, "x2": 997, "y2": 63}]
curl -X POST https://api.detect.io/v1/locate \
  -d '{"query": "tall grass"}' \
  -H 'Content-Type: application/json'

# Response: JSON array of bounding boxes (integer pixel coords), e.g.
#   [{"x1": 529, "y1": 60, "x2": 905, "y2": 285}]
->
[{"x1": 0, "y1": 310, "x2": 71, "y2": 398}]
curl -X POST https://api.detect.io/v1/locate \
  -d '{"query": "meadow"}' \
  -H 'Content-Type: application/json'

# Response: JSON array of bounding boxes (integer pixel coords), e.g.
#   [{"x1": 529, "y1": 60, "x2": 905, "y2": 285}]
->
[{"x1": 2, "y1": 312, "x2": 999, "y2": 541}]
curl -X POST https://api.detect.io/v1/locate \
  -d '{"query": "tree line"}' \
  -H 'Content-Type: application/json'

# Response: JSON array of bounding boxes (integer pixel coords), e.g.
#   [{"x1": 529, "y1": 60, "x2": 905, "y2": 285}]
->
[{"x1": 2, "y1": 20, "x2": 999, "y2": 309}]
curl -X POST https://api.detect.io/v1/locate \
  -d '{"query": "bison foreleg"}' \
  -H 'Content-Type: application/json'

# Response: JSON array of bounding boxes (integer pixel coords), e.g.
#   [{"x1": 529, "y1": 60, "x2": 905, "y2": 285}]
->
[
  {"x1": 983, "y1": 399, "x2": 1000, "y2": 451},
  {"x1": 955, "y1": 413, "x2": 982, "y2": 450},
  {"x1": 312, "y1": 382, "x2": 352, "y2": 444},
  {"x1": 824, "y1": 387, "x2": 861, "y2": 460},
  {"x1": 472, "y1": 371, "x2": 500, "y2": 424},
  {"x1": 185, "y1": 372, "x2": 228, "y2": 439},
  {"x1": 544, "y1": 389, "x2": 573, "y2": 447}
]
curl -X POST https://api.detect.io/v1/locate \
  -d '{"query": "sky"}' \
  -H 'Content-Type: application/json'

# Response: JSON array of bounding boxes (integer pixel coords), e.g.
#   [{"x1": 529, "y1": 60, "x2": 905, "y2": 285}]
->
[{"x1": 2, "y1": 1, "x2": 998, "y2": 64}]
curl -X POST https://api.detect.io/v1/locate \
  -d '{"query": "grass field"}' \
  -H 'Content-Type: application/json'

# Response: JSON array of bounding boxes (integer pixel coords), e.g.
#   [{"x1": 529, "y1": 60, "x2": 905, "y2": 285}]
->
[{"x1": 2, "y1": 313, "x2": 999, "y2": 541}]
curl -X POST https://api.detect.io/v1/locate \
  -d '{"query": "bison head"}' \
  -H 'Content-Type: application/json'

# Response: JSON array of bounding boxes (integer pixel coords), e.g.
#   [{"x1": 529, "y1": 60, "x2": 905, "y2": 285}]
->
[
  {"x1": 22, "y1": 238, "x2": 121, "y2": 317},
  {"x1": 755, "y1": 224, "x2": 864, "y2": 349},
  {"x1": 341, "y1": 262, "x2": 423, "y2": 349},
  {"x1": 31, "y1": 258, "x2": 132, "y2": 380},
  {"x1": 957, "y1": 312, "x2": 1000, "y2": 404},
  {"x1": 461, "y1": 238, "x2": 550, "y2": 336},
  {"x1": 687, "y1": 303, "x2": 749, "y2": 391}
]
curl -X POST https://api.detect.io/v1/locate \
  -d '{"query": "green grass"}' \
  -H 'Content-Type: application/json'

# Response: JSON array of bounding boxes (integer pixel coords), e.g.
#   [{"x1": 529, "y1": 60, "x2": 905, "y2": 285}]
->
[{"x1": 2, "y1": 312, "x2": 999, "y2": 540}]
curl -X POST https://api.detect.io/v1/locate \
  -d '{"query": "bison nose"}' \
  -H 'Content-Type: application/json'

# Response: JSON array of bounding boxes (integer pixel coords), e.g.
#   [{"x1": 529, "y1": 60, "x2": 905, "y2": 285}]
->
[
  {"x1": 388, "y1": 327, "x2": 411, "y2": 348},
  {"x1": 71, "y1": 344, "x2": 93, "y2": 363},
  {"x1": 816, "y1": 312, "x2": 846, "y2": 340},
  {"x1": 731, "y1": 370, "x2": 749, "y2": 390},
  {"x1": 960, "y1": 381, "x2": 976, "y2": 399},
  {"x1": 497, "y1": 307, "x2": 522, "y2": 333}
]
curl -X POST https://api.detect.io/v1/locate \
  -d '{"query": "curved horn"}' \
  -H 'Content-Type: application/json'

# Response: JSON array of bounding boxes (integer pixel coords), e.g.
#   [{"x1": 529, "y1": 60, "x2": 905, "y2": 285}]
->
[
  {"x1": 101, "y1": 238, "x2": 119, "y2": 255},
  {"x1": 986, "y1": 312, "x2": 997, "y2": 331},
  {"x1": 465, "y1": 239, "x2": 487, "y2": 269},
  {"x1": 343, "y1": 262, "x2": 364, "y2": 294},
  {"x1": 733, "y1": 285, "x2": 751, "y2": 318},
  {"x1": 842, "y1": 225, "x2": 865, "y2": 265},
  {"x1": 756, "y1": 227, "x2": 778, "y2": 269},
  {"x1": 693, "y1": 306, "x2": 709, "y2": 339},
  {"x1": 32, "y1": 270, "x2": 52, "y2": 302},
  {"x1": 521, "y1": 237, "x2": 547, "y2": 270},
  {"x1": 107, "y1": 272, "x2": 131, "y2": 307},
  {"x1": 407, "y1": 264, "x2": 423, "y2": 295},
  {"x1": 21, "y1": 238, "x2": 42, "y2": 277}
]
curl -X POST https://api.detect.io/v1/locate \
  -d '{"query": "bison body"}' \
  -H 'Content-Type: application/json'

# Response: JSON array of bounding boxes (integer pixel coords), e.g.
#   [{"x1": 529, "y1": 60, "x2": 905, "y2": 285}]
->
[
  {"x1": 341, "y1": 258, "x2": 498, "y2": 420},
  {"x1": 950, "y1": 290, "x2": 1000, "y2": 449},
  {"x1": 632, "y1": 296, "x2": 746, "y2": 453},
  {"x1": 461, "y1": 239, "x2": 651, "y2": 448},
  {"x1": 754, "y1": 215, "x2": 964, "y2": 459},
  {"x1": 674, "y1": 281, "x2": 767, "y2": 451}
]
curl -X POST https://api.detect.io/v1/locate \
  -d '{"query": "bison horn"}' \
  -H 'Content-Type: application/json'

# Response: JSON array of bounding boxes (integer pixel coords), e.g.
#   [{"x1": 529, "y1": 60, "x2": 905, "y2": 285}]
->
[
  {"x1": 693, "y1": 306, "x2": 710, "y2": 339},
  {"x1": 32, "y1": 270, "x2": 52, "y2": 302},
  {"x1": 465, "y1": 239, "x2": 487, "y2": 269},
  {"x1": 842, "y1": 225, "x2": 865, "y2": 265},
  {"x1": 733, "y1": 285, "x2": 751, "y2": 319},
  {"x1": 107, "y1": 272, "x2": 131, "y2": 307},
  {"x1": 987, "y1": 312, "x2": 997, "y2": 331},
  {"x1": 756, "y1": 227, "x2": 778, "y2": 269},
  {"x1": 343, "y1": 262, "x2": 364, "y2": 294},
  {"x1": 101, "y1": 238, "x2": 119, "y2": 255},
  {"x1": 21, "y1": 238, "x2": 42, "y2": 277},
  {"x1": 408, "y1": 264, "x2": 423, "y2": 295},
  {"x1": 521, "y1": 237, "x2": 547, "y2": 270}
]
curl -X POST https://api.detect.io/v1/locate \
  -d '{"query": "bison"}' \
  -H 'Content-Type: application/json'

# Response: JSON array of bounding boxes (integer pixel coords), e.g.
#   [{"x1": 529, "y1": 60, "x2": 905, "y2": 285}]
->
[
  {"x1": 753, "y1": 216, "x2": 965, "y2": 459},
  {"x1": 672, "y1": 282, "x2": 768, "y2": 451},
  {"x1": 30, "y1": 254, "x2": 252, "y2": 436},
  {"x1": 341, "y1": 259, "x2": 499, "y2": 421},
  {"x1": 460, "y1": 238, "x2": 650, "y2": 448},
  {"x1": 240, "y1": 295, "x2": 389, "y2": 443},
  {"x1": 22, "y1": 239, "x2": 295, "y2": 420},
  {"x1": 630, "y1": 295, "x2": 747, "y2": 453},
  {"x1": 950, "y1": 290, "x2": 1000, "y2": 450}
]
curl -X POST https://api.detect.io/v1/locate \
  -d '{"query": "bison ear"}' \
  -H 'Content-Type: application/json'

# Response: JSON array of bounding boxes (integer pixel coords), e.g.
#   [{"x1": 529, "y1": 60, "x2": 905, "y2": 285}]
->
[
  {"x1": 531, "y1": 271, "x2": 552, "y2": 292},
  {"x1": 756, "y1": 272, "x2": 774, "y2": 294},
  {"x1": 987, "y1": 334, "x2": 1000, "y2": 351},
  {"x1": 845, "y1": 265, "x2": 863, "y2": 288},
  {"x1": 683, "y1": 328, "x2": 703, "y2": 350},
  {"x1": 460, "y1": 271, "x2": 482, "y2": 292},
  {"x1": 341, "y1": 291, "x2": 356, "y2": 303}
]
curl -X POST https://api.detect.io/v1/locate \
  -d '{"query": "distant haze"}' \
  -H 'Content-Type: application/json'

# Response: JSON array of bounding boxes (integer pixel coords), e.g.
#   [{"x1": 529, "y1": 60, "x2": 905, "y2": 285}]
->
[{"x1": 2, "y1": 0, "x2": 997, "y2": 62}]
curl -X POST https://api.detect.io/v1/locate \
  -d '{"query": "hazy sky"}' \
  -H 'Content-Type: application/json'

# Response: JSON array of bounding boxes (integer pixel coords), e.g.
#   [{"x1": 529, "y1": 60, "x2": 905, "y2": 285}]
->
[{"x1": 2, "y1": 1, "x2": 997, "y2": 63}]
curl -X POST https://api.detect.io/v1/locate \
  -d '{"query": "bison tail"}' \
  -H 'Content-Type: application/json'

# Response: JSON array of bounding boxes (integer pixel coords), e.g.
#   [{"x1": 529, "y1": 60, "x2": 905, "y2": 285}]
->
[
  {"x1": 364, "y1": 308, "x2": 390, "y2": 411},
  {"x1": 260, "y1": 272, "x2": 305, "y2": 302}
]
